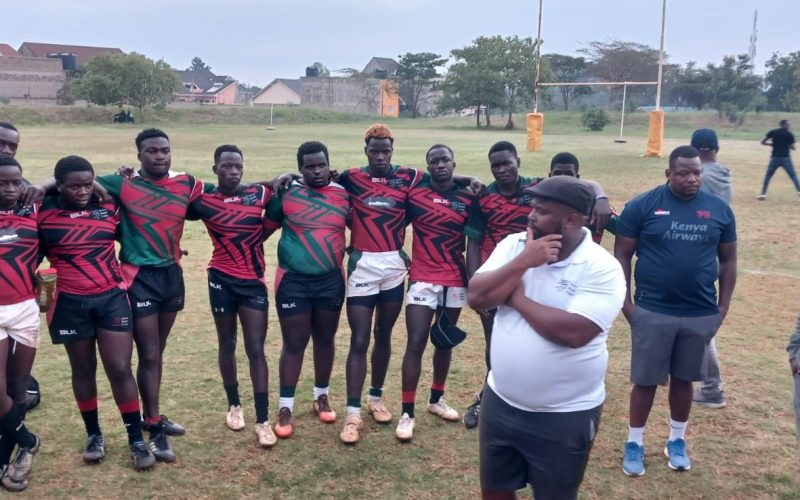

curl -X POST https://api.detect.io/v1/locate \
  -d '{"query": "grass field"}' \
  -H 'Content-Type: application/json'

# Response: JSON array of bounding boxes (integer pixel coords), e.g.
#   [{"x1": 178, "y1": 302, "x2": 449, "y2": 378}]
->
[{"x1": 6, "y1": 111, "x2": 800, "y2": 498}]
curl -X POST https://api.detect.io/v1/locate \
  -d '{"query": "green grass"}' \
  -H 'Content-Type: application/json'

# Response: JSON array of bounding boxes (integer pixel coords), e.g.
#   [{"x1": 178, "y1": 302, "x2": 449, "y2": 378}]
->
[{"x1": 8, "y1": 112, "x2": 800, "y2": 498}]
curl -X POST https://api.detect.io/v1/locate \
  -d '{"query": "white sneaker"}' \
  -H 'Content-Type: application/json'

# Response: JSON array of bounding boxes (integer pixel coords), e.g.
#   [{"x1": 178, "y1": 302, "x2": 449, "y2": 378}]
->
[
  {"x1": 255, "y1": 422, "x2": 277, "y2": 448},
  {"x1": 226, "y1": 405, "x2": 245, "y2": 431},
  {"x1": 395, "y1": 413, "x2": 415, "y2": 441},
  {"x1": 428, "y1": 399, "x2": 459, "y2": 421},
  {"x1": 756, "y1": 194, "x2": 766, "y2": 200}
]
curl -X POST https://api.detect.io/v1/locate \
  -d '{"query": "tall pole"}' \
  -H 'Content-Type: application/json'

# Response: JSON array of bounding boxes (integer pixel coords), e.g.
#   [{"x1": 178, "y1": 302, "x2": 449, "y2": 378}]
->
[
  {"x1": 533, "y1": 0, "x2": 543, "y2": 113},
  {"x1": 619, "y1": 83, "x2": 628, "y2": 138},
  {"x1": 654, "y1": 0, "x2": 667, "y2": 109}
]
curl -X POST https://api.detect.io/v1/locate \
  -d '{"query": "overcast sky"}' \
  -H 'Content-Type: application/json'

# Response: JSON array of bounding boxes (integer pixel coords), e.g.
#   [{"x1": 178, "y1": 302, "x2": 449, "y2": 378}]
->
[{"x1": 5, "y1": 0, "x2": 796, "y2": 86}]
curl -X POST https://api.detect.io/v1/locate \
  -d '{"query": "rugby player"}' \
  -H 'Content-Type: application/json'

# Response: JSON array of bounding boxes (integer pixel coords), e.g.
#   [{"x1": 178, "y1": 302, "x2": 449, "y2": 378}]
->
[
  {"x1": 30, "y1": 129, "x2": 205, "y2": 462},
  {"x1": 0, "y1": 154, "x2": 41, "y2": 492},
  {"x1": 38, "y1": 156, "x2": 155, "y2": 469},
  {"x1": 264, "y1": 141, "x2": 349, "y2": 439},
  {"x1": 187, "y1": 145, "x2": 276, "y2": 447},
  {"x1": 396, "y1": 144, "x2": 481, "y2": 441}
]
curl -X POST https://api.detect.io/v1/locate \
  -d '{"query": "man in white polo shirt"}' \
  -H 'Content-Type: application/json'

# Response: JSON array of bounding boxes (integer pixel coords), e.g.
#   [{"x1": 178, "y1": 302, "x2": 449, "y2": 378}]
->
[{"x1": 468, "y1": 176, "x2": 625, "y2": 500}]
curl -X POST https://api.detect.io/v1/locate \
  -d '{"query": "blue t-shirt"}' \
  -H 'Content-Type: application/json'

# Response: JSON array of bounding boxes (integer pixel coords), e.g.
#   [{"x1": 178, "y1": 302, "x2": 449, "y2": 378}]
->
[{"x1": 617, "y1": 184, "x2": 736, "y2": 317}]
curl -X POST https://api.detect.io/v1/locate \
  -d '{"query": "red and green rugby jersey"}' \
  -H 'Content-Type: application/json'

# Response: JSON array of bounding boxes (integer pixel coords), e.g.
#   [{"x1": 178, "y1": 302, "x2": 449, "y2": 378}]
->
[
  {"x1": 337, "y1": 165, "x2": 422, "y2": 253},
  {"x1": 407, "y1": 178, "x2": 482, "y2": 287},
  {"x1": 477, "y1": 176, "x2": 543, "y2": 263},
  {"x1": 38, "y1": 196, "x2": 123, "y2": 294},
  {"x1": 188, "y1": 184, "x2": 271, "y2": 280},
  {"x1": 0, "y1": 203, "x2": 38, "y2": 305},
  {"x1": 96, "y1": 172, "x2": 206, "y2": 267},
  {"x1": 264, "y1": 180, "x2": 349, "y2": 276}
]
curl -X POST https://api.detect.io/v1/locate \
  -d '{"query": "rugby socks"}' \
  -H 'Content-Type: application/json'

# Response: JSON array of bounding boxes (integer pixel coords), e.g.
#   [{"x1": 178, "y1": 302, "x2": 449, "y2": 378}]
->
[
  {"x1": 254, "y1": 392, "x2": 269, "y2": 424},
  {"x1": 627, "y1": 426, "x2": 645, "y2": 446},
  {"x1": 224, "y1": 383, "x2": 241, "y2": 407},
  {"x1": 0, "y1": 405, "x2": 26, "y2": 465},
  {"x1": 279, "y1": 386, "x2": 296, "y2": 412},
  {"x1": 77, "y1": 397, "x2": 102, "y2": 437},
  {"x1": 368, "y1": 386, "x2": 383, "y2": 402},
  {"x1": 0, "y1": 433, "x2": 12, "y2": 467},
  {"x1": 429, "y1": 383, "x2": 445, "y2": 404},
  {"x1": 119, "y1": 401, "x2": 144, "y2": 445},
  {"x1": 144, "y1": 415, "x2": 162, "y2": 438},
  {"x1": 313, "y1": 385, "x2": 329, "y2": 401},
  {"x1": 669, "y1": 419, "x2": 688, "y2": 441},
  {"x1": 346, "y1": 398, "x2": 361, "y2": 416},
  {"x1": 0, "y1": 405, "x2": 36, "y2": 449},
  {"x1": 402, "y1": 391, "x2": 416, "y2": 418}
]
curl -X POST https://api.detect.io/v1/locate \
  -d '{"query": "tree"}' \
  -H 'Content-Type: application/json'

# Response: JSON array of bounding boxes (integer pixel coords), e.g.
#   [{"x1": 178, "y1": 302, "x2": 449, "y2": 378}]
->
[
  {"x1": 579, "y1": 40, "x2": 662, "y2": 106},
  {"x1": 311, "y1": 61, "x2": 330, "y2": 76},
  {"x1": 188, "y1": 57, "x2": 211, "y2": 72},
  {"x1": 396, "y1": 52, "x2": 447, "y2": 118},
  {"x1": 494, "y1": 36, "x2": 536, "y2": 129},
  {"x1": 706, "y1": 54, "x2": 762, "y2": 125},
  {"x1": 666, "y1": 62, "x2": 712, "y2": 110},
  {"x1": 764, "y1": 51, "x2": 800, "y2": 111},
  {"x1": 72, "y1": 52, "x2": 181, "y2": 118},
  {"x1": 69, "y1": 54, "x2": 126, "y2": 106},
  {"x1": 439, "y1": 36, "x2": 535, "y2": 129},
  {"x1": 543, "y1": 54, "x2": 591, "y2": 110}
]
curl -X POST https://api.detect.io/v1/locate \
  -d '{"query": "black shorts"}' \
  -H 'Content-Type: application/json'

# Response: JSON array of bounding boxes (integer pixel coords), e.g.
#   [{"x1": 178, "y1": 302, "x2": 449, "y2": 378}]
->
[
  {"x1": 479, "y1": 385, "x2": 602, "y2": 500},
  {"x1": 128, "y1": 264, "x2": 185, "y2": 318},
  {"x1": 208, "y1": 268, "x2": 268, "y2": 314},
  {"x1": 275, "y1": 269, "x2": 345, "y2": 317},
  {"x1": 47, "y1": 287, "x2": 132, "y2": 345}
]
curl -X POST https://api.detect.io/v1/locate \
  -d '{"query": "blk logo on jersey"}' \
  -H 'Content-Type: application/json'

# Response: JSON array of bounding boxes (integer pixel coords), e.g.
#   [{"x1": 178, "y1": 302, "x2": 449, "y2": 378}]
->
[
  {"x1": 281, "y1": 302, "x2": 297, "y2": 309},
  {"x1": 209, "y1": 281, "x2": 223, "y2": 290},
  {"x1": 136, "y1": 300, "x2": 152, "y2": 308},
  {"x1": 59, "y1": 329, "x2": 78, "y2": 336},
  {"x1": 654, "y1": 209, "x2": 671, "y2": 216}
]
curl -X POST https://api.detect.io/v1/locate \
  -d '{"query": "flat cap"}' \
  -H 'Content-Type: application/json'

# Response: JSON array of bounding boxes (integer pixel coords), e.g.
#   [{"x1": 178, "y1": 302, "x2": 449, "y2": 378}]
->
[{"x1": 523, "y1": 176, "x2": 595, "y2": 215}]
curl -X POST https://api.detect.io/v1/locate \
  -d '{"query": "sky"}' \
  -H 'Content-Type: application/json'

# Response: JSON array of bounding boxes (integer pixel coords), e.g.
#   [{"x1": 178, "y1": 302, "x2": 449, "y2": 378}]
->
[{"x1": 4, "y1": 0, "x2": 797, "y2": 86}]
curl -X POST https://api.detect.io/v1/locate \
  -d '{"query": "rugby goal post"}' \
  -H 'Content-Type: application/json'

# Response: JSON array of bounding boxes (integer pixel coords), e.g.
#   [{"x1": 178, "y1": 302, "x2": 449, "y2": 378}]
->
[{"x1": 537, "y1": 80, "x2": 657, "y2": 139}]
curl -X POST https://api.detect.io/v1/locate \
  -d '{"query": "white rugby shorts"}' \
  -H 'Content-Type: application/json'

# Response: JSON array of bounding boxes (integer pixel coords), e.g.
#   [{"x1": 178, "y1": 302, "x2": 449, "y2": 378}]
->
[
  {"x1": 406, "y1": 282, "x2": 467, "y2": 310},
  {"x1": 0, "y1": 298, "x2": 40, "y2": 349},
  {"x1": 346, "y1": 250, "x2": 409, "y2": 297}
]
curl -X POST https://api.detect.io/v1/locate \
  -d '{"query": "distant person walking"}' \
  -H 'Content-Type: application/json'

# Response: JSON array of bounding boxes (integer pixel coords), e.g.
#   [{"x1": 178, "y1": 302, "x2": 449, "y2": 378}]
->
[{"x1": 758, "y1": 120, "x2": 799, "y2": 200}]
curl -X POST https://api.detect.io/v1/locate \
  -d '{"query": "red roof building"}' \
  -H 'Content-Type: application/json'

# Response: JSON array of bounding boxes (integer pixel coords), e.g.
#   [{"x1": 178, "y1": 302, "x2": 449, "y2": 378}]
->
[
  {"x1": 17, "y1": 42, "x2": 123, "y2": 66},
  {"x1": 0, "y1": 44, "x2": 18, "y2": 57}
]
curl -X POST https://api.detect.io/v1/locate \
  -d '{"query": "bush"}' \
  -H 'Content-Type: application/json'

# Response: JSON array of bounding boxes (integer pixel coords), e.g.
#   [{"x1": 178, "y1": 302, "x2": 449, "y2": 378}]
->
[{"x1": 581, "y1": 109, "x2": 610, "y2": 131}]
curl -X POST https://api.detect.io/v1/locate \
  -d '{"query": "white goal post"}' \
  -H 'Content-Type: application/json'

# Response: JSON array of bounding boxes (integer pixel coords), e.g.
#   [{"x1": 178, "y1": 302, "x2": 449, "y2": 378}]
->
[{"x1": 537, "y1": 81, "x2": 658, "y2": 139}]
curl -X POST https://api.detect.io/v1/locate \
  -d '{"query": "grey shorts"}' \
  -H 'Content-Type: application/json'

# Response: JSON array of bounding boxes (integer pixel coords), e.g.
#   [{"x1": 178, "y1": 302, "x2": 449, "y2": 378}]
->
[
  {"x1": 630, "y1": 306, "x2": 721, "y2": 386},
  {"x1": 479, "y1": 385, "x2": 601, "y2": 500}
]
